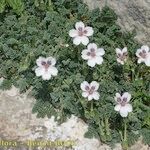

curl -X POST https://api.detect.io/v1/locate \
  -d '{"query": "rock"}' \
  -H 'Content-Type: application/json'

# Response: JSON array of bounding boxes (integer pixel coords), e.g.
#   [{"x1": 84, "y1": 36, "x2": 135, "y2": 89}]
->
[{"x1": 83, "y1": 0, "x2": 150, "y2": 45}]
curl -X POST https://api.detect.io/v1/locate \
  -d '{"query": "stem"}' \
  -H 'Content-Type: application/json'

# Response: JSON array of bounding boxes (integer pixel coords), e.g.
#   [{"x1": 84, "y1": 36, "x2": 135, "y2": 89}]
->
[
  {"x1": 105, "y1": 118, "x2": 110, "y2": 136},
  {"x1": 91, "y1": 100, "x2": 93, "y2": 112},
  {"x1": 122, "y1": 118, "x2": 128, "y2": 150},
  {"x1": 124, "y1": 119, "x2": 127, "y2": 142},
  {"x1": 131, "y1": 69, "x2": 134, "y2": 81}
]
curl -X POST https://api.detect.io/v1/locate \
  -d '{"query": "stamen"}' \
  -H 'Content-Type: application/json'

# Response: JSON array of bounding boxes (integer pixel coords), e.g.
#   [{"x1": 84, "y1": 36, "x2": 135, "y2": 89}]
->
[
  {"x1": 41, "y1": 61, "x2": 46, "y2": 66},
  {"x1": 78, "y1": 27, "x2": 84, "y2": 36},
  {"x1": 85, "y1": 86, "x2": 90, "y2": 91},
  {"x1": 88, "y1": 86, "x2": 95, "y2": 95}
]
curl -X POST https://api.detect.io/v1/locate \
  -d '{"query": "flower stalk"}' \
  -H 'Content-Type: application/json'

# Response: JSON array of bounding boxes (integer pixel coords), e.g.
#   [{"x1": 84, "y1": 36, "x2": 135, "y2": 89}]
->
[{"x1": 122, "y1": 118, "x2": 128, "y2": 150}]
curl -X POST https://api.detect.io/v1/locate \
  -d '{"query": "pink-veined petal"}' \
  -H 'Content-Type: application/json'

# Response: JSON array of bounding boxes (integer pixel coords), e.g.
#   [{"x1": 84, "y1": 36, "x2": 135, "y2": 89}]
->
[
  {"x1": 87, "y1": 43, "x2": 97, "y2": 51},
  {"x1": 80, "y1": 81, "x2": 89, "y2": 91},
  {"x1": 122, "y1": 92, "x2": 131, "y2": 102},
  {"x1": 90, "y1": 81, "x2": 99, "y2": 91},
  {"x1": 114, "y1": 93, "x2": 121, "y2": 102},
  {"x1": 84, "y1": 27, "x2": 94, "y2": 36},
  {"x1": 46, "y1": 57, "x2": 56, "y2": 66},
  {"x1": 81, "y1": 49, "x2": 91, "y2": 60},
  {"x1": 36, "y1": 57, "x2": 46, "y2": 67}
]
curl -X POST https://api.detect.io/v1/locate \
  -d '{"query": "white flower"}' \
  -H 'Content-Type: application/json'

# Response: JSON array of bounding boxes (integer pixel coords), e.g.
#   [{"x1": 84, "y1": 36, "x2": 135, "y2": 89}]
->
[
  {"x1": 35, "y1": 56, "x2": 58, "y2": 80},
  {"x1": 116, "y1": 47, "x2": 128, "y2": 65},
  {"x1": 69, "y1": 21, "x2": 94, "y2": 46},
  {"x1": 136, "y1": 45, "x2": 150, "y2": 66},
  {"x1": 80, "y1": 81, "x2": 100, "y2": 101},
  {"x1": 114, "y1": 92, "x2": 133, "y2": 117},
  {"x1": 81, "y1": 43, "x2": 105, "y2": 67}
]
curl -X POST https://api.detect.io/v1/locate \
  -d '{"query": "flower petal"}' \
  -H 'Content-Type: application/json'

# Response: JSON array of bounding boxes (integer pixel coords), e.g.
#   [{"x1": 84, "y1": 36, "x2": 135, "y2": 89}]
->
[
  {"x1": 97, "y1": 48, "x2": 105, "y2": 56},
  {"x1": 42, "y1": 72, "x2": 51, "y2": 80},
  {"x1": 122, "y1": 92, "x2": 131, "y2": 102},
  {"x1": 115, "y1": 93, "x2": 121, "y2": 102},
  {"x1": 75, "y1": 21, "x2": 85, "y2": 30},
  {"x1": 87, "y1": 59, "x2": 96, "y2": 67},
  {"x1": 84, "y1": 27, "x2": 94, "y2": 36},
  {"x1": 117, "y1": 58, "x2": 124, "y2": 65},
  {"x1": 69, "y1": 29, "x2": 78, "y2": 37},
  {"x1": 48, "y1": 67, "x2": 58, "y2": 76},
  {"x1": 36, "y1": 57, "x2": 46, "y2": 67},
  {"x1": 116, "y1": 48, "x2": 122, "y2": 54},
  {"x1": 35, "y1": 67, "x2": 45, "y2": 77},
  {"x1": 137, "y1": 58, "x2": 144, "y2": 64},
  {"x1": 47, "y1": 57, "x2": 56, "y2": 66},
  {"x1": 90, "y1": 81, "x2": 99, "y2": 90},
  {"x1": 95, "y1": 56, "x2": 103, "y2": 65},
  {"x1": 73, "y1": 36, "x2": 82, "y2": 45},
  {"x1": 82, "y1": 92, "x2": 88, "y2": 98},
  {"x1": 141, "y1": 45, "x2": 149, "y2": 53},
  {"x1": 88, "y1": 95, "x2": 93, "y2": 101},
  {"x1": 125, "y1": 104, "x2": 133, "y2": 112},
  {"x1": 81, "y1": 36, "x2": 89, "y2": 45},
  {"x1": 80, "y1": 81, "x2": 89, "y2": 91},
  {"x1": 122, "y1": 47, "x2": 127, "y2": 53},
  {"x1": 114, "y1": 104, "x2": 121, "y2": 111},
  {"x1": 92, "y1": 92, "x2": 100, "y2": 100},
  {"x1": 87, "y1": 43, "x2": 97, "y2": 50},
  {"x1": 136, "y1": 49, "x2": 142, "y2": 58},
  {"x1": 145, "y1": 56, "x2": 150, "y2": 66},
  {"x1": 119, "y1": 106, "x2": 129, "y2": 117}
]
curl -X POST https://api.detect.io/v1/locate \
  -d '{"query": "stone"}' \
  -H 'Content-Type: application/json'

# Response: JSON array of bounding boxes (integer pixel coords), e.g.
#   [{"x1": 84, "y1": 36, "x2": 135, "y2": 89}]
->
[{"x1": 83, "y1": 0, "x2": 150, "y2": 45}]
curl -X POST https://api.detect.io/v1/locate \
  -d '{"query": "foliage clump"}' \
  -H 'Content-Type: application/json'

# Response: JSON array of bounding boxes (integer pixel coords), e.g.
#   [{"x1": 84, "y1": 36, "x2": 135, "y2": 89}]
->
[{"x1": 0, "y1": 0, "x2": 150, "y2": 148}]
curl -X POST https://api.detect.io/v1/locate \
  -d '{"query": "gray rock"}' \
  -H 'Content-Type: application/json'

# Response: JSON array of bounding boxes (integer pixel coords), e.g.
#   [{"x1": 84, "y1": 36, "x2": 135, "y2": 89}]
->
[{"x1": 83, "y1": 0, "x2": 150, "y2": 45}]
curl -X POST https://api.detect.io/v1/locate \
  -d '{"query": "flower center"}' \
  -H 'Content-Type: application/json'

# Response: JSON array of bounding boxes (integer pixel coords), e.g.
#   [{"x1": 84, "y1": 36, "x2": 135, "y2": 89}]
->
[
  {"x1": 78, "y1": 27, "x2": 87, "y2": 36},
  {"x1": 90, "y1": 49, "x2": 96, "y2": 57},
  {"x1": 41, "y1": 61, "x2": 51, "y2": 71},
  {"x1": 121, "y1": 98, "x2": 127, "y2": 106},
  {"x1": 139, "y1": 50, "x2": 147, "y2": 58},
  {"x1": 88, "y1": 86, "x2": 95, "y2": 95},
  {"x1": 117, "y1": 52, "x2": 127, "y2": 61},
  {"x1": 87, "y1": 48, "x2": 96, "y2": 58}
]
